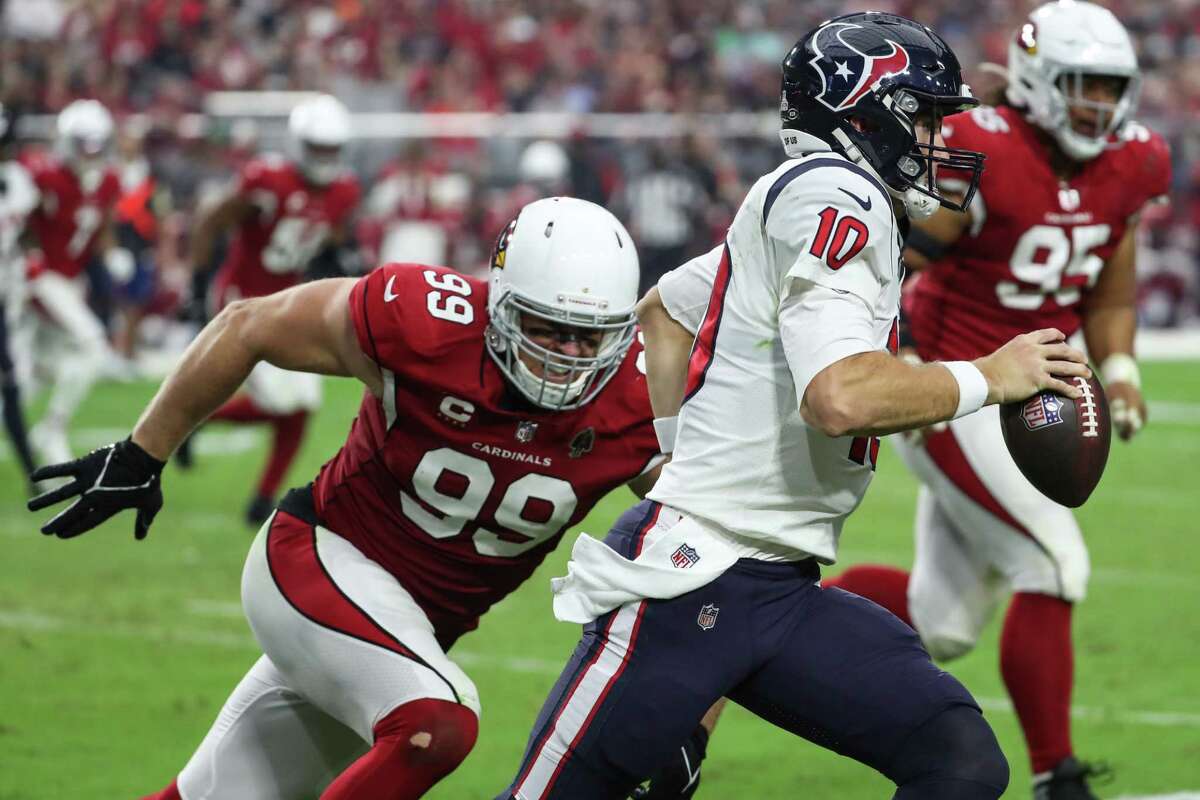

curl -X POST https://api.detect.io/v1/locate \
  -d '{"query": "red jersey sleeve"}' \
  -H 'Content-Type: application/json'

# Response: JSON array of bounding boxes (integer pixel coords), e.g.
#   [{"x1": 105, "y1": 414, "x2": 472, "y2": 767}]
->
[
  {"x1": 348, "y1": 262, "x2": 484, "y2": 372},
  {"x1": 1118, "y1": 123, "x2": 1171, "y2": 215}
]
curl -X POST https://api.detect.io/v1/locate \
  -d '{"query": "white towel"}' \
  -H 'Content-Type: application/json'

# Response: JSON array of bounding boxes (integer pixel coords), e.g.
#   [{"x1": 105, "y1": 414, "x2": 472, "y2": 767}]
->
[{"x1": 551, "y1": 511, "x2": 739, "y2": 624}]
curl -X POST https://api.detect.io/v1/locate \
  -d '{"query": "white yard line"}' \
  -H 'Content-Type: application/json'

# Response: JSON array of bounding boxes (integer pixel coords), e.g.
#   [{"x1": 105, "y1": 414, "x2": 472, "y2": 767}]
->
[{"x1": 2, "y1": 606, "x2": 1198, "y2": 731}]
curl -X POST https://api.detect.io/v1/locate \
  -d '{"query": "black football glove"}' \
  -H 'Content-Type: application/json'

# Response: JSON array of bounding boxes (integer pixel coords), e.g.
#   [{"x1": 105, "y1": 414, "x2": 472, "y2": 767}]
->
[
  {"x1": 27, "y1": 438, "x2": 165, "y2": 540},
  {"x1": 630, "y1": 724, "x2": 709, "y2": 800}
]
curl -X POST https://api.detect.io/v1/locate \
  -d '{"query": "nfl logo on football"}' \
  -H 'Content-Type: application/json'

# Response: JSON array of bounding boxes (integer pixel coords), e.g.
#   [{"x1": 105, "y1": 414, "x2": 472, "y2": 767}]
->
[
  {"x1": 1021, "y1": 394, "x2": 1064, "y2": 432},
  {"x1": 697, "y1": 603, "x2": 719, "y2": 631},
  {"x1": 670, "y1": 543, "x2": 700, "y2": 569}
]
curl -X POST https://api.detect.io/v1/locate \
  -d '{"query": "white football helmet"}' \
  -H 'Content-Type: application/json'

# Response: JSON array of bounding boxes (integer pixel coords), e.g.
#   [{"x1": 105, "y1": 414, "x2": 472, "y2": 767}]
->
[
  {"x1": 1006, "y1": 0, "x2": 1141, "y2": 161},
  {"x1": 287, "y1": 94, "x2": 351, "y2": 186},
  {"x1": 519, "y1": 140, "x2": 569, "y2": 189},
  {"x1": 486, "y1": 197, "x2": 640, "y2": 411},
  {"x1": 55, "y1": 100, "x2": 114, "y2": 189}
]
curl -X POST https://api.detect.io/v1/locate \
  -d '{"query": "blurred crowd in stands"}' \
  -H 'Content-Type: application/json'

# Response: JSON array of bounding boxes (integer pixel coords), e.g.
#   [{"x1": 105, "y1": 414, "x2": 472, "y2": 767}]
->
[{"x1": 3, "y1": 0, "x2": 1198, "y2": 342}]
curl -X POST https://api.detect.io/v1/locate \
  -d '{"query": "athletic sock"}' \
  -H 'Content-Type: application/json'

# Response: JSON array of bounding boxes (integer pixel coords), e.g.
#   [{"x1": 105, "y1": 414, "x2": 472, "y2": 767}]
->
[
  {"x1": 138, "y1": 777, "x2": 182, "y2": 800},
  {"x1": 257, "y1": 410, "x2": 308, "y2": 499},
  {"x1": 1000, "y1": 592, "x2": 1074, "y2": 773},
  {"x1": 823, "y1": 565, "x2": 913, "y2": 627},
  {"x1": 321, "y1": 699, "x2": 478, "y2": 800},
  {"x1": 209, "y1": 395, "x2": 276, "y2": 424}
]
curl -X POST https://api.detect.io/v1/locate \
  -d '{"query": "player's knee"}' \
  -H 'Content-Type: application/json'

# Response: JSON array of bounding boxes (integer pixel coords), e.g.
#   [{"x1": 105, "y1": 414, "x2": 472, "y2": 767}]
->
[
  {"x1": 891, "y1": 704, "x2": 1009, "y2": 799},
  {"x1": 374, "y1": 698, "x2": 479, "y2": 776},
  {"x1": 920, "y1": 631, "x2": 976, "y2": 662}
]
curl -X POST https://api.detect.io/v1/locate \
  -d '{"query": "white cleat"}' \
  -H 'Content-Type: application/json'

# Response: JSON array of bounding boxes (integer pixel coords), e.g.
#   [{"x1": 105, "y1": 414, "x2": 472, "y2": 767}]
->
[{"x1": 31, "y1": 422, "x2": 73, "y2": 467}]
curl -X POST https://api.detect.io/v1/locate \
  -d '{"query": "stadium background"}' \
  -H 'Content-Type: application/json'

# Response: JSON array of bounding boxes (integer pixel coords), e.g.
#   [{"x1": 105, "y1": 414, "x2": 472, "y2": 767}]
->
[{"x1": 1, "y1": 0, "x2": 1198, "y2": 797}]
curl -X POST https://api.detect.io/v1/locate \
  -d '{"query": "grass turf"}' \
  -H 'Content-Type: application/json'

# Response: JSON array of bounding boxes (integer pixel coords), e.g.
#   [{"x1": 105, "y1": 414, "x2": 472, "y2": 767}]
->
[{"x1": 2, "y1": 361, "x2": 1198, "y2": 798}]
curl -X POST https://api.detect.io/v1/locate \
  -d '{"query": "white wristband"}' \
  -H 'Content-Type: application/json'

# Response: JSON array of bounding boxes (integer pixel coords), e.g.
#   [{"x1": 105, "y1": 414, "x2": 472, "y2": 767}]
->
[
  {"x1": 1100, "y1": 353, "x2": 1140, "y2": 389},
  {"x1": 653, "y1": 416, "x2": 678, "y2": 454},
  {"x1": 942, "y1": 361, "x2": 989, "y2": 419}
]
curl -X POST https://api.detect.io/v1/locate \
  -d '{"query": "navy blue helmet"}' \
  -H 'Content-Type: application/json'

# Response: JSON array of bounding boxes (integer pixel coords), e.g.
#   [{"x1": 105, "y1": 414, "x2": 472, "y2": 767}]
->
[{"x1": 780, "y1": 12, "x2": 985, "y2": 216}]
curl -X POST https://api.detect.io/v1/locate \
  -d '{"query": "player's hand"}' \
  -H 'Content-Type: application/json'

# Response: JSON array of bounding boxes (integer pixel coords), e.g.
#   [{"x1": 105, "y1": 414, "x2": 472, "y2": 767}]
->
[
  {"x1": 630, "y1": 725, "x2": 708, "y2": 800},
  {"x1": 974, "y1": 328, "x2": 1091, "y2": 405},
  {"x1": 27, "y1": 438, "x2": 165, "y2": 540},
  {"x1": 1108, "y1": 381, "x2": 1146, "y2": 441}
]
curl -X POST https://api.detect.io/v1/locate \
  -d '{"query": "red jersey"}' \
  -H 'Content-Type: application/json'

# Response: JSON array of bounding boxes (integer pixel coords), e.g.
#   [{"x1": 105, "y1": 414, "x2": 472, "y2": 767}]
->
[
  {"x1": 22, "y1": 153, "x2": 121, "y2": 279},
  {"x1": 313, "y1": 263, "x2": 660, "y2": 646},
  {"x1": 908, "y1": 105, "x2": 1171, "y2": 361},
  {"x1": 212, "y1": 156, "x2": 360, "y2": 308}
]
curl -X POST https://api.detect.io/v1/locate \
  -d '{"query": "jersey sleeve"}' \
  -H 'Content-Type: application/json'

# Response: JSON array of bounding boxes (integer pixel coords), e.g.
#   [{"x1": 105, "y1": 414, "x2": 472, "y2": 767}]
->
[
  {"x1": 764, "y1": 164, "x2": 895, "y2": 310},
  {"x1": 779, "y1": 277, "x2": 880, "y2": 404},
  {"x1": 1122, "y1": 123, "x2": 1172, "y2": 214},
  {"x1": 348, "y1": 262, "x2": 419, "y2": 370},
  {"x1": 657, "y1": 244, "x2": 721, "y2": 336}
]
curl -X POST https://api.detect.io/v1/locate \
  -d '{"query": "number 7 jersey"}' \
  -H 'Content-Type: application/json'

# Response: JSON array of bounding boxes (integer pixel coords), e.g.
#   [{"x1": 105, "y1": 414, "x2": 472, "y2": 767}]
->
[
  {"x1": 313, "y1": 262, "x2": 661, "y2": 647},
  {"x1": 907, "y1": 105, "x2": 1170, "y2": 361}
]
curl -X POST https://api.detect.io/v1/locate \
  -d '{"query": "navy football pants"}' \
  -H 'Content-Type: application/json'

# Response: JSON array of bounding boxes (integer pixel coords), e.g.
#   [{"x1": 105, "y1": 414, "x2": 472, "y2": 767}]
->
[{"x1": 501, "y1": 501, "x2": 1007, "y2": 799}]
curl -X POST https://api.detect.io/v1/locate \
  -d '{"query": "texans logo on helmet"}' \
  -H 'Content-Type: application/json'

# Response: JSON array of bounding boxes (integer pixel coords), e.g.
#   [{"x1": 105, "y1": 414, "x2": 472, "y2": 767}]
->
[{"x1": 810, "y1": 22, "x2": 911, "y2": 112}]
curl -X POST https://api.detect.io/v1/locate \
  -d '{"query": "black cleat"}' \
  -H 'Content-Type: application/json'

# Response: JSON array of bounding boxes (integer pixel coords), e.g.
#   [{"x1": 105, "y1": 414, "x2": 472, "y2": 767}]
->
[
  {"x1": 245, "y1": 494, "x2": 276, "y2": 527},
  {"x1": 1033, "y1": 757, "x2": 1113, "y2": 800}
]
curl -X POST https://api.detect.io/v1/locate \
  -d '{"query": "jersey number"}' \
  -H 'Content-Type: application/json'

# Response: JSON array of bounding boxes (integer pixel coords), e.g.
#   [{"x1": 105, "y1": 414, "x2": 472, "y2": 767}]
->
[
  {"x1": 424, "y1": 269, "x2": 474, "y2": 324},
  {"x1": 400, "y1": 447, "x2": 578, "y2": 558},
  {"x1": 262, "y1": 217, "x2": 330, "y2": 274},
  {"x1": 997, "y1": 224, "x2": 1110, "y2": 310},
  {"x1": 67, "y1": 206, "x2": 102, "y2": 259},
  {"x1": 810, "y1": 207, "x2": 869, "y2": 270}
]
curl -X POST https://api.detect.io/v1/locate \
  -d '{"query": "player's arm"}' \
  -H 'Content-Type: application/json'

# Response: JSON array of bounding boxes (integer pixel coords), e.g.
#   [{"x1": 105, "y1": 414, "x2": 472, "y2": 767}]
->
[
  {"x1": 901, "y1": 199, "x2": 970, "y2": 271},
  {"x1": 1081, "y1": 220, "x2": 1144, "y2": 440},
  {"x1": 189, "y1": 189, "x2": 255, "y2": 272},
  {"x1": 28, "y1": 278, "x2": 378, "y2": 540},
  {"x1": 133, "y1": 278, "x2": 378, "y2": 459}
]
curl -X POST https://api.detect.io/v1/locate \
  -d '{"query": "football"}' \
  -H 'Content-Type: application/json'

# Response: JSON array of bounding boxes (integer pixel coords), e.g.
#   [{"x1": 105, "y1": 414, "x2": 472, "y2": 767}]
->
[{"x1": 999, "y1": 375, "x2": 1112, "y2": 508}]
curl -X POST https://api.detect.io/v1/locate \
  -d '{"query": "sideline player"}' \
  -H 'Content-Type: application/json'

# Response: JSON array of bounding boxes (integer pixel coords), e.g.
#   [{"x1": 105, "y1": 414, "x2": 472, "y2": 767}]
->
[
  {"x1": 0, "y1": 102, "x2": 39, "y2": 489},
  {"x1": 27, "y1": 198, "x2": 709, "y2": 800},
  {"x1": 186, "y1": 93, "x2": 360, "y2": 524},
  {"x1": 823, "y1": 4, "x2": 1170, "y2": 797},
  {"x1": 17, "y1": 99, "x2": 125, "y2": 466},
  {"x1": 498, "y1": 13, "x2": 1092, "y2": 800}
]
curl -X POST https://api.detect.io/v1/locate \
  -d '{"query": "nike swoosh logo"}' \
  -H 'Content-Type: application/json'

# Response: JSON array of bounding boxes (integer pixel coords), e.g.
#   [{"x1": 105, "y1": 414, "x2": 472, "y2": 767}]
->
[
  {"x1": 384, "y1": 275, "x2": 399, "y2": 302},
  {"x1": 838, "y1": 187, "x2": 872, "y2": 211}
]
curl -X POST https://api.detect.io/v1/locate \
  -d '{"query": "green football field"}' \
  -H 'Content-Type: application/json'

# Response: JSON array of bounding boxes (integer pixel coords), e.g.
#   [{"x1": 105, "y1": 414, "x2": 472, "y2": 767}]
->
[{"x1": 2, "y1": 363, "x2": 1198, "y2": 799}]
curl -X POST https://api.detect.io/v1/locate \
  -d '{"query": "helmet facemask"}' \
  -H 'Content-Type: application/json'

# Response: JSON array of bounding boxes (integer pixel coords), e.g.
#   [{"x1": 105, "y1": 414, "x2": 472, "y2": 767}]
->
[
  {"x1": 300, "y1": 141, "x2": 344, "y2": 186},
  {"x1": 486, "y1": 289, "x2": 636, "y2": 412},
  {"x1": 833, "y1": 87, "x2": 984, "y2": 219},
  {"x1": 1048, "y1": 69, "x2": 1140, "y2": 160}
]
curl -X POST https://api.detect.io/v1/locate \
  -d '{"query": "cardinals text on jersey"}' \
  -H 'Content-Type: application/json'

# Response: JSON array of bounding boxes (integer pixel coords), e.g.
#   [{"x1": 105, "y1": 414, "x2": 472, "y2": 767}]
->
[
  {"x1": 907, "y1": 105, "x2": 1171, "y2": 361},
  {"x1": 649, "y1": 153, "x2": 902, "y2": 564},
  {"x1": 312, "y1": 262, "x2": 661, "y2": 646},
  {"x1": 211, "y1": 156, "x2": 360, "y2": 308}
]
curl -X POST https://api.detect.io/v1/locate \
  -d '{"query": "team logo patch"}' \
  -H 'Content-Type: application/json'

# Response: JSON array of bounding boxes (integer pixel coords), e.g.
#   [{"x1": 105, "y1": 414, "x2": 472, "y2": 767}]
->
[
  {"x1": 671, "y1": 543, "x2": 700, "y2": 569},
  {"x1": 697, "y1": 603, "x2": 719, "y2": 631},
  {"x1": 810, "y1": 22, "x2": 911, "y2": 112},
  {"x1": 568, "y1": 427, "x2": 595, "y2": 459},
  {"x1": 1021, "y1": 393, "x2": 1064, "y2": 431},
  {"x1": 515, "y1": 420, "x2": 538, "y2": 443},
  {"x1": 492, "y1": 217, "x2": 518, "y2": 270}
]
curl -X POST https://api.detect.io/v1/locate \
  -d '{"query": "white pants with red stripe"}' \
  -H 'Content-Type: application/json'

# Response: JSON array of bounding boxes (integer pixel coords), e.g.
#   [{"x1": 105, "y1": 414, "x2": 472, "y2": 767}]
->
[
  {"x1": 890, "y1": 404, "x2": 1089, "y2": 661},
  {"x1": 176, "y1": 507, "x2": 480, "y2": 800},
  {"x1": 15, "y1": 270, "x2": 108, "y2": 428}
]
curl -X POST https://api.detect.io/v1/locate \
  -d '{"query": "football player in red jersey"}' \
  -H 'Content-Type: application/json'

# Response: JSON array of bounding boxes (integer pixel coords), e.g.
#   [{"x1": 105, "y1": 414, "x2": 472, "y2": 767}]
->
[
  {"x1": 186, "y1": 93, "x2": 362, "y2": 525},
  {"x1": 29, "y1": 197, "x2": 678, "y2": 800},
  {"x1": 18, "y1": 99, "x2": 128, "y2": 467},
  {"x1": 823, "y1": 3, "x2": 1170, "y2": 797}
]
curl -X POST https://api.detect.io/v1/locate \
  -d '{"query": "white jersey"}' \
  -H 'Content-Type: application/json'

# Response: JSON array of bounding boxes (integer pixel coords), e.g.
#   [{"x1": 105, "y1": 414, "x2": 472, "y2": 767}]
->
[
  {"x1": 648, "y1": 152, "x2": 903, "y2": 564},
  {"x1": 0, "y1": 160, "x2": 37, "y2": 298}
]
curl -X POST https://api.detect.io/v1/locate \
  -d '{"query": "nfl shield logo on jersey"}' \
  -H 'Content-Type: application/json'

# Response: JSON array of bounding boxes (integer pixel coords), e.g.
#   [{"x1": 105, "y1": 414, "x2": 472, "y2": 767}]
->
[
  {"x1": 515, "y1": 421, "x2": 538, "y2": 443},
  {"x1": 671, "y1": 543, "x2": 700, "y2": 569},
  {"x1": 697, "y1": 603, "x2": 719, "y2": 631},
  {"x1": 1021, "y1": 394, "x2": 1064, "y2": 431}
]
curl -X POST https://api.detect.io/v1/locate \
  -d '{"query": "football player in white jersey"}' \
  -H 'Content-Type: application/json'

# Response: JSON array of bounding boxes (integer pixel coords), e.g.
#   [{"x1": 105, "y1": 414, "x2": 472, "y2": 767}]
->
[
  {"x1": 499, "y1": 13, "x2": 1091, "y2": 800},
  {"x1": 0, "y1": 102, "x2": 39, "y2": 490}
]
